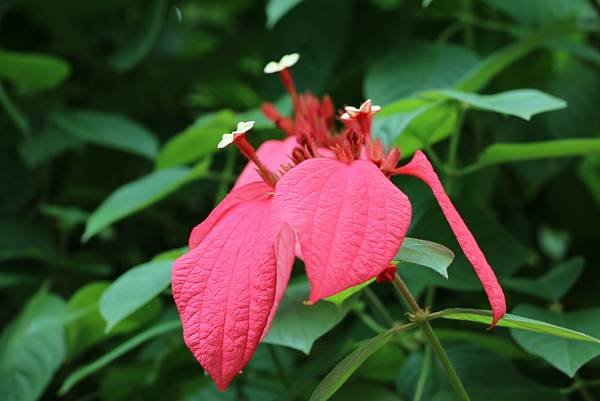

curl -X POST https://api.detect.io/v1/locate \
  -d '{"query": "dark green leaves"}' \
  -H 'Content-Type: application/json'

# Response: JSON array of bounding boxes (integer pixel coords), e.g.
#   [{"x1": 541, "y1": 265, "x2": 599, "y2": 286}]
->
[
  {"x1": 365, "y1": 41, "x2": 480, "y2": 104},
  {"x1": 0, "y1": 49, "x2": 70, "y2": 91},
  {"x1": 83, "y1": 160, "x2": 210, "y2": 241},
  {"x1": 0, "y1": 289, "x2": 67, "y2": 401},
  {"x1": 509, "y1": 305, "x2": 600, "y2": 376},
  {"x1": 51, "y1": 110, "x2": 159, "y2": 160},
  {"x1": 264, "y1": 281, "x2": 353, "y2": 353},
  {"x1": 266, "y1": 0, "x2": 304, "y2": 28}
]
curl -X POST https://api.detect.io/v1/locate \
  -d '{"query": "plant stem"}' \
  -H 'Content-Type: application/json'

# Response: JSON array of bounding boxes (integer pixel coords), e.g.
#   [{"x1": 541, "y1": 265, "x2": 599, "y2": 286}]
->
[
  {"x1": 364, "y1": 287, "x2": 395, "y2": 327},
  {"x1": 392, "y1": 274, "x2": 471, "y2": 401},
  {"x1": 413, "y1": 346, "x2": 432, "y2": 401},
  {"x1": 0, "y1": 81, "x2": 31, "y2": 139}
]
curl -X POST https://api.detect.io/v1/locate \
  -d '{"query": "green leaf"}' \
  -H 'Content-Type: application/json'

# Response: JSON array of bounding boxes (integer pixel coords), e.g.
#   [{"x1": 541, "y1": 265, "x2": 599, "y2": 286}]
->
[
  {"x1": 109, "y1": 0, "x2": 167, "y2": 72},
  {"x1": 483, "y1": 0, "x2": 594, "y2": 27},
  {"x1": 397, "y1": 344, "x2": 566, "y2": 401},
  {"x1": 325, "y1": 279, "x2": 375, "y2": 306},
  {"x1": 433, "y1": 89, "x2": 566, "y2": 120},
  {"x1": 579, "y1": 155, "x2": 600, "y2": 203},
  {"x1": 99, "y1": 260, "x2": 172, "y2": 331},
  {"x1": 467, "y1": 138, "x2": 600, "y2": 173},
  {"x1": 263, "y1": 281, "x2": 353, "y2": 353},
  {"x1": 59, "y1": 319, "x2": 181, "y2": 395},
  {"x1": 504, "y1": 257, "x2": 584, "y2": 301},
  {"x1": 509, "y1": 304, "x2": 600, "y2": 377},
  {"x1": 435, "y1": 307, "x2": 600, "y2": 343},
  {"x1": 266, "y1": 0, "x2": 304, "y2": 28},
  {"x1": 0, "y1": 221, "x2": 55, "y2": 262},
  {"x1": 393, "y1": 237, "x2": 455, "y2": 278},
  {"x1": 330, "y1": 382, "x2": 403, "y2": 401},
  {"x1": 18, "y1": 126, "x2": 82, "y2": 168},
  {"x1": 364, "y1": 41, "x2": 480, "y2": 104},
  {"x1": 308, "y1": 326, "x2": 416, "y2": 401},
  {"x1": 0, "y1": 49, "x2": 70, "y2": 91},
  {"x1": 0, "y1": 289, "x2": 67, "y2": 401},
  {"x1": 83, "y1": 159, "x2": 210, "y2": 241},
  {"x1": 156, "y1": 110, "x2": 237, "y2": 168},
  {"x1": 52, "y1": 110, "x2": 159, "y2": 160},
  {"x1": 457, "y1": 19, "x2": 577, "y2": 92}
]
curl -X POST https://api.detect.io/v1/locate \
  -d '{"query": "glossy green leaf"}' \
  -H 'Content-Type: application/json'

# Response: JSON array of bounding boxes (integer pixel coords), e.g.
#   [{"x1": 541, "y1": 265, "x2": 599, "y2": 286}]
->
[
  {"x1": 510, "y1": 304, "x2": 600, "y2": 376},
  {"x1": 433, "y1": 89, "x2": 566, "y2": 120},
  {"x1": 264, "y1": 281, "x2": 353, "y2": 353},
  {"x1": 100, "y1": 260, "x2": 172, "y2": 331},
  {"x1": 51, "y1": 110, "x2": 158, "y2": 160},
  {"x1": 83, "y1": 159, "x2": 210, "y2": 241},
  {"x1": 59, "y1": 319, "x2": 181, "y2": 395},
  {"x1": 435, "y1": 307, "x2": 600, "y2": 344},
  {"x1": 109, "y1": 0, "x2": 167, "y2": 71},
  {"x1": 482, "y1": 0, "x2": 594, "y2": 27},
  {"x1": 156, "y1": 110, "x2": 237, "y2": 168},
  {"x1": 394, "y1": 237, "x2": 455, "y2": 278},
  {"x1": 504, "y1": 257, "x2": 584, "y2": 301},
  {"x1": 0, "y1": 49, "x2": 70, "y2": 91},
  {"x1": 0, "y1": 289, "x2": 67, "y2": 401},
  {"x1": 266, "y1": 0, "x2": 303, "y2": 28},
  {"x1": 324, "y1": 279, "x2": 374, "y2": 306},
  {"x1": 365, "y1": 41, "x2": 480, "y2": 104}
]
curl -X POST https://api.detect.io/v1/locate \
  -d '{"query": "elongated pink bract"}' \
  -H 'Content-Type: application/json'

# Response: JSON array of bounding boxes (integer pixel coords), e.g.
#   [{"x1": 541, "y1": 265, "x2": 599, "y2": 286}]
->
[
  {"x1": 172, "y1": 183, "x2": 295, "y2": 390},
  {"x1": 274, "y1": 158, "x2": 412, "y2": 302},
  {"x1": 396, "y1": 150, "x2": 506, "y2": 325}
]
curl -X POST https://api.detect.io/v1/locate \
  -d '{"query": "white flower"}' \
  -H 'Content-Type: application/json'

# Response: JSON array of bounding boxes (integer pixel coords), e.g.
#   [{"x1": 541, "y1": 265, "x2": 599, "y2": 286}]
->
[
  {"x1": 217, "y1": 121, "x2": 255, "y2": 149},
  {"x1": 341, "y1": 99, "x2": 381, "y2": 120},
  {"x1": 263, "y1": 53, "x2": 300, "y2": 74}
]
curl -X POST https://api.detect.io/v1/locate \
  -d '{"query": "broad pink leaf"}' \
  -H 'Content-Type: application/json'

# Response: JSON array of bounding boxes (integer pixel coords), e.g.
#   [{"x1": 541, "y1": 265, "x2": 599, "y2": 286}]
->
[
  {"x1": 275, "y1": 158, "x2": 412, "y2": 302},
  {"x1": 396, "y1": 150, "x2": 506, "y2": 325},
  {"x1": 172, "y1": 184, "x2": 294, "y2": 390},
  {"x1": 234, "y1": 136, "x2": 298, "y2": 189}
]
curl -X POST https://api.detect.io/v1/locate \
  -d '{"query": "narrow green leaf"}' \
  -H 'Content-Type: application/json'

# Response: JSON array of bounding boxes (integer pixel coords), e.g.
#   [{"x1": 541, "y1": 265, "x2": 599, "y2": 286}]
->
[
  {"x1": 393, "y1": 237, "x2": 455, "y2": 278},
  {"x1": 266, "y1": 0, "x2": 304, "y2": 28},
  {"x1": 58, "y1": 319, "x2": 181, "y2": 395},
  {"x1": 467, "y1": 138, "x2": 600, "y2": 173},
  {"x1": 109, "y1": 0, "x2": 167, "y2": 71},
  {"x1": 157, "y1": 110, "x2": 237, "y2": 168},
  {"x1": 510, "y1": 305, "x2": 600, "y2": 377},
  {"x1": 0, "y1": 289, "x2": 67, "y2": 401},
  {"x1": 18, "y1": 127, "x2": 82, "y2": 168},
  {"x1": 457, "y1": 19, "x2": 576, "y2": 92},
  {"x1": 435, "y1": 308, "x2": 600, "y2": 343},
  {"x1": 99, "y1": 260, "x2": 172, "y2": 331},
  {"x1": 0, "y1": 49, "x2": 70, "y2": 91},
  {"x1": 309, "y1": 324, "x2": 415, "y2": 401},
  {"x1": 264, "y1": 281, "x2": 353, "y2": 353},
  {"x1": 433, "y1": 89, "x2": 566, "y2": 120},
  {"x1": 83, "y1": 159, "x2": 210, "y2": 241},
  {"x1": 52, "y1": 110, "x2": 158, "y2": 160},
  {"x1": 325, "y1": 279, "x2": 375, "y2": 306}
]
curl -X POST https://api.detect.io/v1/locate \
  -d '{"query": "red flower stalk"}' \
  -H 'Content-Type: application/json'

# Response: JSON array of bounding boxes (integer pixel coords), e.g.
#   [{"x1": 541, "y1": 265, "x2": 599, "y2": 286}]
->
[{"x1": 172, "y1": 52, "x2": 506, "y2": 391}]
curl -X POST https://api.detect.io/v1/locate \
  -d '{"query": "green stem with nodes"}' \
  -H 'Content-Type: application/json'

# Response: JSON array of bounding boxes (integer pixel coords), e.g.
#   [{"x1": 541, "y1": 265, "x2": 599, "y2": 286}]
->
[{"x1": 392, "y1": 273, "x2": 472, "y2": 401}]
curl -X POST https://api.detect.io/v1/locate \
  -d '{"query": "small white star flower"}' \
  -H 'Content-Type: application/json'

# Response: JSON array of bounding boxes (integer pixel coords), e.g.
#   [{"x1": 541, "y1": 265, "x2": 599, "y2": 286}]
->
[
  {"x1": 342, "y1": 99, "x2": 381, "y2": 119},
  {"x1": 264, "y1": 53, "x2": 300, "y2": 74},
  {"x1": 217, "y1": 121, "x2": 255, "y2": 149}
]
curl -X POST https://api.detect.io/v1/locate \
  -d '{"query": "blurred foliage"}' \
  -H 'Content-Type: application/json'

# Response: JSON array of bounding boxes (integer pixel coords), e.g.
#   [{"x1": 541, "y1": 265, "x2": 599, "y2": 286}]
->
[{"x1": 1, "y1": 0, "x2": 600, "y2": 400}]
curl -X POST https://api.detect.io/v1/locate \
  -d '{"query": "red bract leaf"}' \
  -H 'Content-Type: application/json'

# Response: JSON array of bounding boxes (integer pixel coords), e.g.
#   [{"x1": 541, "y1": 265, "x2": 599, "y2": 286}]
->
[
  {"x1": 234, "y1": 136, "x2": 298, "y2": 189},
  {"x1": 172, "y1": 183, "x2": 295, "y2": 390},
  {"x1": 274, "y1": 158, "x2": 411, "y2": 302},
  {"x1": 396, "y1": 150, "x2": 506, "y2": 326}
]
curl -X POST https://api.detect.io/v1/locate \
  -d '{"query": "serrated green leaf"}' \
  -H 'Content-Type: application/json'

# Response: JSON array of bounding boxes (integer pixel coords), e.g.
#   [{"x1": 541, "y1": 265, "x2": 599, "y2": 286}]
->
[
  {"x1": 0, "y1": 49, "x2": 70, "y2": 91},
  {"x1": 509, "y1": 305, "x2": 600, "y2": 377},
  {"x1": 433, "y1": 89, "x2": 566, "y2": 120},
  {"x1": 52, "y1": 110, "x2": 158, "y2": 160},
  {"x1": 394, "y1": 237, "x2": 455, "y2": 278},
  {"x1": 157, "y1": 110, "x2": 237, "y2": 168},
  {"x1": 83, "y1": 159, "x2": 210, "y2": 241}
]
